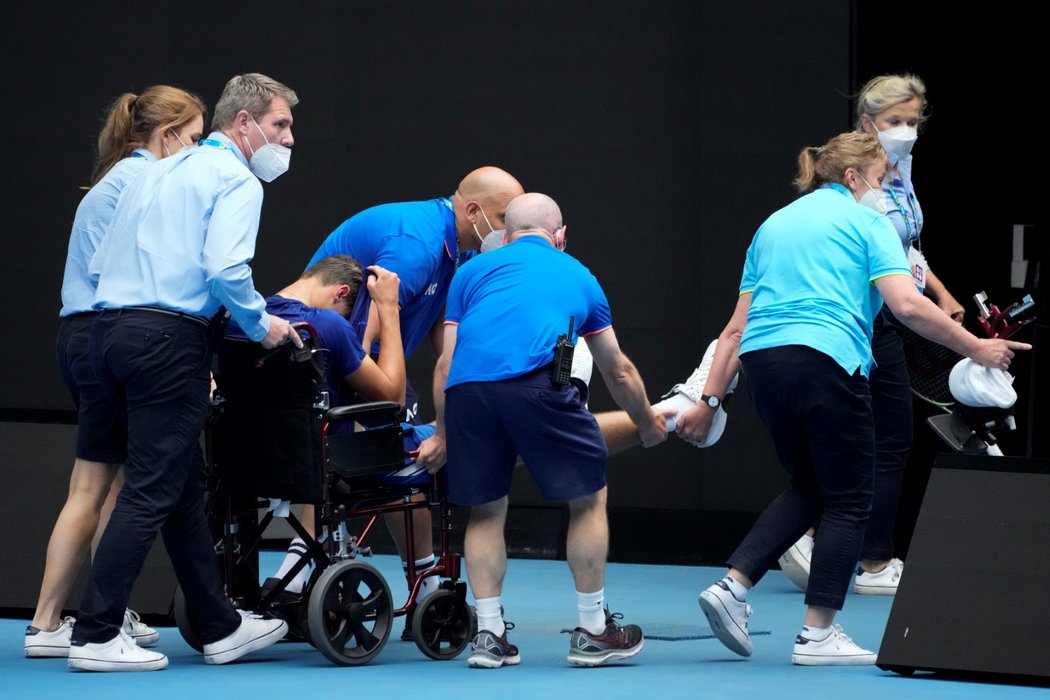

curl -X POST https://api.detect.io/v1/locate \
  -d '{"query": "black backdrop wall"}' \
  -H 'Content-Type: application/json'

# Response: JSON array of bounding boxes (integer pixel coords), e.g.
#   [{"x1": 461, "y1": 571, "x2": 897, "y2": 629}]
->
[{"x1": 0, "y1": 2, "x2": 1042, "y2": 564}]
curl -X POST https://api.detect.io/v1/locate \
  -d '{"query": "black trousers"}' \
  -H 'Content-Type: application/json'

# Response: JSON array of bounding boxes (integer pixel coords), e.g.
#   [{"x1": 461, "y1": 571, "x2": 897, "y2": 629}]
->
[
  {"x1": 71, "y1": 309, "x2": 240, "y2": 645},
  {"x1": 863, "y1": 311, "x2": 913, "y2": 561},
  {"x1": 730, "y1": 345, "x2": 874, "y2": 611}
]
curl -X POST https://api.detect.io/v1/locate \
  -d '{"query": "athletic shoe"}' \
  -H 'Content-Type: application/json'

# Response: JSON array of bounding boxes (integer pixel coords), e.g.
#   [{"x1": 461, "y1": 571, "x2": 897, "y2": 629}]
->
[
  {"x1": 791, "y1": 624, "x2": 877, "y2": 666},
  {"x1": 25, "y1": 616, "x2": 75, "y2": 658},
  {"x1": 467, "y1": 622, "x2": 519, "y2": 668},
  {"x1": 202, "y1": 610, "x2": 288, "y2": 665},
  {"x1": 853, "y1": 558, "x2": 903, "y2": 595},
  {"x1": 567, "y1": 610, "x2": 644, "y2": 666},
  {"x1": 657, "y1": 339, "x2": 739, "y2": 446},
  {"x1": 698, "y1": 579, "x2": 753, "y2": 657},
  {"x1": 68, "y1": 629, "x2": 168, "y2": 672},
  {"x1": 777, "y1": 533, "x2": 814, "y2": 592},
  {"x1": 663, "y1": 339, "x2": 739, "y2": 404},
  {"x1": 123, "y1": 609, "x2": 159, "y2": 647}
]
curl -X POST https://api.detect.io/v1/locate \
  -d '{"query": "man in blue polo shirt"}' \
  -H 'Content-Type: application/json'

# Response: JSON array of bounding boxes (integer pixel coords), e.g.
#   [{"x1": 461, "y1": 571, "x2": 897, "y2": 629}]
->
[
  {"x1": 426, "y1": 192, "x2": 668, "y2": 669},
  {"x1": 307, "y1": 166, "x2": 524, "y2": 417}
]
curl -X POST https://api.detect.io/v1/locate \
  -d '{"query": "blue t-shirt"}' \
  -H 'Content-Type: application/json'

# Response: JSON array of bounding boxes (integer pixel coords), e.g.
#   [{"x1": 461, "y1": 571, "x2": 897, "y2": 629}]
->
[
  {"x1": 444, "y1": 235, "x2": 612, "y2": 388},
  {"x1": 307, "y1": 198, "x2": 458, "y2": 358},
  {"x1": 226, "y1": 295, "x2": 366, "y2": 408},
  {"x1": 60, "y1": 150, "x2": 155, "y2": 316},
  {"x1": 738, "y1": 184, "x2": 911, "y2": 377}
]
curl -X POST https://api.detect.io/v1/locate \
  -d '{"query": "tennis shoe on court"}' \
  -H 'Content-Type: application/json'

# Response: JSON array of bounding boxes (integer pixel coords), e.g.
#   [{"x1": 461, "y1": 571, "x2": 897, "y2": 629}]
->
[
  {"x1": 777, "y1": 533, "x2": 814, "y2": 592},
  {"x1": 203, "y1": 610, "x2": 287, "y2": 665},
  {"x1": 792, "y1": 624, "x2": 877, "y2": 666},
  {"x1": 122, "y1": 609, "x2": 159, "y2": 646},
  {"x1": 24, "y1": 616, "x2": 75, "y2": 658},
  {"x1": 468, "y1": 622, "x2": 520, "y2": 668},
  {"x1": 698, "y1": 579, "x2": 753, "y2": 657},
  {"x1": 853, "y1": 558, "x2": 903, "y2": 595},
  {"x1": 567, "y1": 610, "x2": 644, "y2": 666},
  {"x1": 68, "y1": 629, "x2": 168, "y2": 672}
]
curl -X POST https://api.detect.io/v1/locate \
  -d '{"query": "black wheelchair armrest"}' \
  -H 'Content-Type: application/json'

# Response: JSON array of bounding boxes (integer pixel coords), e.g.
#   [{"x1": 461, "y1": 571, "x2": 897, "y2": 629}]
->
[{"x1": 327, "y1": 401, "x2": 401, "y2": 423}]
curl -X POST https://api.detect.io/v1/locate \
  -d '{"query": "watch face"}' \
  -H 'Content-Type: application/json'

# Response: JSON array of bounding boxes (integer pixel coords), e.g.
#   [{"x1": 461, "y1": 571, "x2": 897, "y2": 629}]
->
[{"x1": 704, "y1": 395, "x2": 719, "y2": 408}]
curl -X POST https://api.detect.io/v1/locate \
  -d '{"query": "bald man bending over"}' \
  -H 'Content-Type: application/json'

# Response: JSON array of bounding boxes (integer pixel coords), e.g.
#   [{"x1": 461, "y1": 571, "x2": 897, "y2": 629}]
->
[{"x1": 297, "y1": 167, "x2": 523, "y2": 638}]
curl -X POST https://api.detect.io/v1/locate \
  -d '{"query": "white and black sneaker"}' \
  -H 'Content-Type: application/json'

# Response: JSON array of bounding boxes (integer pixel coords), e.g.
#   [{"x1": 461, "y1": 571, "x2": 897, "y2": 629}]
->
[
  {"x1": 698, "y1": 579, "x2": 753, "y2": 657},
  {"x1": 792, "y1": 624, "x2": 877, "y2": 666},
  {"x1": 68, "y1": 629, "x2": 168, "y2": 672},
  {"x1": 123, "y1": 609, "x2": 160, "y2": 646},
  {"x1": 25, "y1": 616, "x2": 75, "y2": 658},
  {"x1": 853, "y1": 559, "x2": 903, "y2": 595},
  {"x1": 777, "y1": 533, "x2": 814, "y2": 592},
  {"x1": 202, "y1": 610, "x2": 287, "y2": 665}
]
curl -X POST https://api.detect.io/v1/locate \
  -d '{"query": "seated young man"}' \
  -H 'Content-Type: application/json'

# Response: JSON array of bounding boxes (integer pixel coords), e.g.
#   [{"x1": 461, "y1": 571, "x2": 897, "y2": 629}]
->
[{"x1": 224, "y1": 255, "x2": 443, "y2": 617}]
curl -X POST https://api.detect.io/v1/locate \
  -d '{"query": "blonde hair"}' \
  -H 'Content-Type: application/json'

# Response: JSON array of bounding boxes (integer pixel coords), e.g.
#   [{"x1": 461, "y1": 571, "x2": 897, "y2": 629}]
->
[
  {"x1": 855, "y1": 73, "x2": 928, "y2": 131},
  {"x1": 92, "y1": 85, "x2": 207, "y2": 184},
  {"x1": 211, "y1": 73, "x2": 298, "y2": 130},
  {"x1": 793, "y1": 132, "x2": 887, "y2": 193}
]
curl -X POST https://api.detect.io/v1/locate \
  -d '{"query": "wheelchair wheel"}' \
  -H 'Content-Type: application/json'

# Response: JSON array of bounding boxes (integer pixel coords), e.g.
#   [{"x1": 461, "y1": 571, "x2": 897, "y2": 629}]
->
[
  {"x1": 307, "y1": 560, "x2": 392, "y2": 666},
  {"x1": 412, "y1": 589, "x2": 474, "y2": 660},
  {"x1": 172, "y1": 584, "x2": 204, "y2": 653}
]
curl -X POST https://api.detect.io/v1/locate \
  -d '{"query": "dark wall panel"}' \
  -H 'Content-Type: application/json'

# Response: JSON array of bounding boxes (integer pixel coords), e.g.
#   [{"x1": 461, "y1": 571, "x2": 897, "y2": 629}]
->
[{"x1": 2, "y1": 1, "x2": 854, "y2": 523}]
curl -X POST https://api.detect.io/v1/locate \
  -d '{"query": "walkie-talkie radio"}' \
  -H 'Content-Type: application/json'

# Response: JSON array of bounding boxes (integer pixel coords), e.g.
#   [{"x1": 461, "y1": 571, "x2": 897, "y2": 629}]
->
[{"x1": 552, "y1": 315, "x2": 576, "y2": 386}]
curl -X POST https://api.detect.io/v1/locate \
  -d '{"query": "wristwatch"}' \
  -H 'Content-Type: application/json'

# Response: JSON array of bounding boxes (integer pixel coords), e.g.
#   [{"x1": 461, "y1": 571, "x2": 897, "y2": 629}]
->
[{"x1": 700, "y1": 394, "x2": 720, "y2": 408}]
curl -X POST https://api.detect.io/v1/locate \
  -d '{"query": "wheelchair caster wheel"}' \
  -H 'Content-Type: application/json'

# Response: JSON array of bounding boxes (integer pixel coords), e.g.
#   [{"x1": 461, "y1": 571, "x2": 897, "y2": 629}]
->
[
  {"x1": 412, "y1": 589, "x2": 473, "y2": 660},
  {"x1": 307, "y1": 560, "x2": 392, "y2": 666},
  {"x1": 172, "y1": 584, "x2": 204, "y2": 653}
]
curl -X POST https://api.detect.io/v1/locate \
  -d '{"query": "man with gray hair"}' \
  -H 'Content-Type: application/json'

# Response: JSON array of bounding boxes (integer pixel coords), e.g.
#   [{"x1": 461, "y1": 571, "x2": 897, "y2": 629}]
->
[
  {"x1": 69, "y1": 73, "x2": 302, "y2": 672},
  {"x1": 424, "y1": 192, "x2": 667, "y2": 668}
]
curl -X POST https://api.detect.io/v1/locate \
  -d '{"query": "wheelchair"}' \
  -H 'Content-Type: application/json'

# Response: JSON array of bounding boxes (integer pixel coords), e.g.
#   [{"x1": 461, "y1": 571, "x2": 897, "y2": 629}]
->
[{"x1": 173, "y1": 326, "x2": 473, "y2": 666}]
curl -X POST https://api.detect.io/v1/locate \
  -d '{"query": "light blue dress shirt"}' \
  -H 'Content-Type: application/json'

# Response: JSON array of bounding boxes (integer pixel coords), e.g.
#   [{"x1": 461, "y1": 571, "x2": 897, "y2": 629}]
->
[
  {"x1": 91, "y1": 133, "x2": 271, "y2": 341},
  {"x1": 60, "y1": 149, "x2": 154, "y2": 316}
]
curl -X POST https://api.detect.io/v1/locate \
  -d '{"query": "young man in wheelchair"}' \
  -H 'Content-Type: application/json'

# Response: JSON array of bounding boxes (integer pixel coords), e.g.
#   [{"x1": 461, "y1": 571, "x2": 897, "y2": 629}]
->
[{"x1": 222, "y1": 255, "x2": 445, "y2": 632}]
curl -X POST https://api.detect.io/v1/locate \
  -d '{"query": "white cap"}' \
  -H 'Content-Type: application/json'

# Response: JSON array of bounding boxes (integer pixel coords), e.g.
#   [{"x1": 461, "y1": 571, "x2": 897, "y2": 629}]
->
[{"x1": 948, "y1": 359, "x2": 1017, "y2": 408}]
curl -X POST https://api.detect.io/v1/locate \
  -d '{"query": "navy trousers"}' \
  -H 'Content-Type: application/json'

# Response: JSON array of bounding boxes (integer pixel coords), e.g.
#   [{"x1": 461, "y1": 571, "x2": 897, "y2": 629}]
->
[
  {"x1": 730, "y1": 345, "x2": 874, "y2": 611},
  {"x1": 71, "y1": 309, "x2": 240, "y2": 645}
]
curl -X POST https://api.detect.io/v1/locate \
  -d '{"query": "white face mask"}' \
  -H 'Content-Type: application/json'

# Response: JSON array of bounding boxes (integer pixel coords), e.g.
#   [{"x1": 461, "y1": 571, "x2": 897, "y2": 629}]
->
[
  {"x1": 479, "y1": 229, "x2": 506, "y2": 253},
  {"x1": 857, "y1": 174, "x2": 889, "y2": 215},
  {"x1": 473, "y1": 205, "x2": 505, "y2": 252},
  {"x1": 246, "y1": 116, "x2": 291, "y2": 182},
  {"x1": 875, "y1": 124, "x2": 917, "y2": 161}
]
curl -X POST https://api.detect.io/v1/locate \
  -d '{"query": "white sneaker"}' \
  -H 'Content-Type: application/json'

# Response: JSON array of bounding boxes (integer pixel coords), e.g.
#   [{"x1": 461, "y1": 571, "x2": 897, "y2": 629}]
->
[
  {"x1": 853, "y1": 558, "x2": 903, "y2": 595},
  {"x1": 791, "y1": 624, "x2": 877, "y2": 666},
  {"x1": 68, "y1": 629, "x2": 168, "y2": 672},
  {"x1": 202, "y1": 610, "x2": 288, "y2": 665},
  {"x1": 698, "y1": 579, "x2": 753, "y2": 657},
  {"x1": 657, "y1": 339, "x2": 739, "y2": 447},
  {"x1": 777, "y1": 533, "x2": 814, "y2": 592},
  {"x1": 123, "y1": 609, "x2": 160, "y2": 646},
  {"x1": 25, "y1": 616, "x2": 75, "y2": 658}
]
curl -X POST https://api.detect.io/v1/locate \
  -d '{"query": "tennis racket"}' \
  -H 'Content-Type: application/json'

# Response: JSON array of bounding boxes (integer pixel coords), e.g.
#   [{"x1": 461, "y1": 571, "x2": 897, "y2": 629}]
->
[{"x1": 898, "y1": 322, "x2": 961, "y2": 411}]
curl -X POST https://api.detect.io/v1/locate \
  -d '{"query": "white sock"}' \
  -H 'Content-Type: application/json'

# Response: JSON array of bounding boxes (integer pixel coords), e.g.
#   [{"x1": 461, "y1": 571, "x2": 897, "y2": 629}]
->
[
  {"x1": 652, "y1": 393, "x2": 696, "y2": 430},
  {"x1": 724, "y1": 575, "x2": 748, "y2": 600},
  {"x1": 800, "y1": 625, "x2": 832, "y2": 641},
  {"x1": 274, "y1": 538, "x2": 309, "y2": 593},
  {"x1": 475, "y1": 596, "x2": 505, "y2": 637},
  {"x1": 577, "y1": 589, "x2": 606, "y2": 635},
  {"x1": 404, "y1": 554, "x2": 440, "y2": 598}
]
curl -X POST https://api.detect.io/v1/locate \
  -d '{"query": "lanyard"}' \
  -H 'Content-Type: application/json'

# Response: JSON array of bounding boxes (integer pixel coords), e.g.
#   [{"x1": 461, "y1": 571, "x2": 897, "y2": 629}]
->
[
  {"x1": 199, "y1": 138, "x2": 234, "y2": 154},
  {"x1": 884, "y1": 177, "x2": 917, "y2": 247}
]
